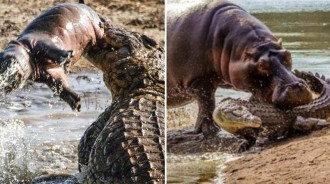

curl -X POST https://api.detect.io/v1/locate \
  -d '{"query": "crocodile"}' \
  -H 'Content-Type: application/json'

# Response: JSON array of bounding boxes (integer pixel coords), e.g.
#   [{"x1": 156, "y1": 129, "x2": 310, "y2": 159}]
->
[
  {"x1": 78, "y1": 22, "x2": 165, "y2": 183},
  {"x1": 213, "y1": 70, "x2": 330, "y2": 142}
]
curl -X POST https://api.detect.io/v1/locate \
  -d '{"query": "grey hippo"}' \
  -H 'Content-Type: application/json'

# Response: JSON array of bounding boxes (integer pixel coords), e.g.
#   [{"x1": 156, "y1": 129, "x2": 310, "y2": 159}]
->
[
  {"x1": 0, "y1": 1, "x2": 105, "y2": 111},
  {"x1": 167, "y1": 0, "x2": 313, "y2": 136}
]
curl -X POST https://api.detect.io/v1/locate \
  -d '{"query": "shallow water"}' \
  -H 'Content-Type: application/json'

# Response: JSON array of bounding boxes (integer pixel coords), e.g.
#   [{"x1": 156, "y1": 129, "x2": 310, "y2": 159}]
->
[
  {"x1": 0, "y1": 69, "x2": 110, "y2": 182},
  {"x1": 167, "y1": 153, "x2": 237, "y2": 184},
  {"x1": 167, "y1": 0, "x2": 330, "y2": 183}
]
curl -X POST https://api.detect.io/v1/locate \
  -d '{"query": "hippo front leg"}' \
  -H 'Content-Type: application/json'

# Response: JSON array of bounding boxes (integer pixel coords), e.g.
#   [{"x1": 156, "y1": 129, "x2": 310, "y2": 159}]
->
[
  {"x1": 189, "y1": 79, "x2": 221, "y2": 136},
  {"x1": 39, "y1": 67, "x2": 81, "y2": 111},
  {"x1": 34, "y1": 40, "x2": 73, "y2": 68}
]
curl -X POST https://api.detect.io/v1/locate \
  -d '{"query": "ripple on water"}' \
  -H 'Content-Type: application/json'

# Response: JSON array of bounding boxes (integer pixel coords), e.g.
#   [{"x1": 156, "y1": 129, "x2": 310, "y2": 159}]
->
[
  {"x1": 167, "y1": 153, "x2": 239, "y2": 184},
  {"x1": 0, "y1": 71, "x2": 110, "y2": 182}
]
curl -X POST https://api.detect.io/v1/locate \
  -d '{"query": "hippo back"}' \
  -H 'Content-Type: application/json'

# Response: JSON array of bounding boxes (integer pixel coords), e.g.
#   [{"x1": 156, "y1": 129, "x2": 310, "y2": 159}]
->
[
  {"x1": 17, "y1": 3, "x2": 104, "y2": 65},
  {"x1": 167, "y1": 0, "x2": 275, "y2": 87}
]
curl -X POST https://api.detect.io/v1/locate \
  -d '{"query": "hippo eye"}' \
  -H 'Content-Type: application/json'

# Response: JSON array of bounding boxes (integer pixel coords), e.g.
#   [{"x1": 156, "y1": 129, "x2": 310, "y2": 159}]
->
[{"x1": 246, "y1": 51, "x2": 260, "y2": 62}]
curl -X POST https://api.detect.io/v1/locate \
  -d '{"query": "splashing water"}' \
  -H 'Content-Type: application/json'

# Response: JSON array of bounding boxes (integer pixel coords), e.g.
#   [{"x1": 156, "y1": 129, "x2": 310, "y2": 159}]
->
[
  {"x1": 0, "y1": 119, "x2": 32, "y2": 183},
  {"x1": 0, "y1": 60, "x2": 27, "y2": 94}
]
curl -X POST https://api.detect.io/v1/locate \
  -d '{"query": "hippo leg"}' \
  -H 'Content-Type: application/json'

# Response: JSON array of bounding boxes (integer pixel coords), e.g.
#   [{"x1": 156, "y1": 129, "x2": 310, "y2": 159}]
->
[
  {"x1": 188, "y1": 79, "x2": 221, "y2": 136},
  {"x1": 39, "y1": 67, "x2": 81, "y2": 111},
  {"x1": 34, "y1": 40, "x2": 73, "y2": 68},
  {"x1": 57, "y1": 84, "x2": 81, "y2": 111}
]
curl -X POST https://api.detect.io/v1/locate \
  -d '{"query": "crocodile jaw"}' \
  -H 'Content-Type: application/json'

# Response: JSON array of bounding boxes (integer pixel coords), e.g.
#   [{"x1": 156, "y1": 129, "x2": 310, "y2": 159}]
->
[{"x1": 213, "y1": 100, "x2": 262, "y2": 134}]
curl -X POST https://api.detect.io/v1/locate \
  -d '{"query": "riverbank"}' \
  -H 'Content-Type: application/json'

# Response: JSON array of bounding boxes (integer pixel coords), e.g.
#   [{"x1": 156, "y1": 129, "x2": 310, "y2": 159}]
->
[{"x1": 223, "y1": 128, "x2": 330, "y2": 183}]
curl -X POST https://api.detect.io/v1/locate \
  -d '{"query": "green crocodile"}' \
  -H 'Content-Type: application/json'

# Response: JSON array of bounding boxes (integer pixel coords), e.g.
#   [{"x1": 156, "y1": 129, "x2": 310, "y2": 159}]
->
[
  {"x1": 78, "y1": 22, "x2": 165, "y2": 183},
  {"x1": 213, "y1": 71, "x2": 330, "y2": 142}
]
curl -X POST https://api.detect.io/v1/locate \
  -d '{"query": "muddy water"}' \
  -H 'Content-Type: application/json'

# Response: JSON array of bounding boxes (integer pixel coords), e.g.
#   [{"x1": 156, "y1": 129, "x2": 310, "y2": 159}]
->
[
  {"x1": 0, "y1": 69, "x2": 110, "y2": 182},
  {"x1": 167, "y1": 0, "x2": 330, "y2": 183}
]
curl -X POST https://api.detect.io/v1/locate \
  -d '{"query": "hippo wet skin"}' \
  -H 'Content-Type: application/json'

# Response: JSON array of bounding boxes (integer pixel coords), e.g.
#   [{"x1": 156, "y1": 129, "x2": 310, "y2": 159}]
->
[
  {"x1": 0, "y1": 2, "x2": 104, "y2": 111},
  {"x1": 167, "y1": 0, "x2": 313, "y2": 135}
]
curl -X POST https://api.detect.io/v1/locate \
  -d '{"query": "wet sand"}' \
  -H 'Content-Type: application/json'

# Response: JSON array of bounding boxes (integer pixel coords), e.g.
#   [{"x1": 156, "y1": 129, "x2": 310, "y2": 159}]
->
[{"x1": 224, "y1": 128, "x2": 330, "y2": 184}]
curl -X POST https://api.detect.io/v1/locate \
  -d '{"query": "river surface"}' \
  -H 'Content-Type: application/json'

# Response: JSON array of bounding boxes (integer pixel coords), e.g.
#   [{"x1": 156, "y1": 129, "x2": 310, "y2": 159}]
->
[
  {"x1": 167, "y1": 0, "x2": 330, "y2": 183},
  {"x1": 0, "y1": 69, "x2": 110, "y2": 183}
]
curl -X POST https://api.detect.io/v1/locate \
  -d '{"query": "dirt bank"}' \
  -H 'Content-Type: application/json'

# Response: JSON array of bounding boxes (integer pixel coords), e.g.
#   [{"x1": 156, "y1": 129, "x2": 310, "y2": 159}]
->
[{"x1": 224, "y1": 128, "x2": 330, "y2": 183}]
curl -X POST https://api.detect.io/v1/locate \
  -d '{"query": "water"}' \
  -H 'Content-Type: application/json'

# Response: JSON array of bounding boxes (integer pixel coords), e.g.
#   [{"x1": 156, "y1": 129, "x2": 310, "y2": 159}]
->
[
  {"x1": 167, "y1": 0, "x2": 330, "y2": 183},
  {"x1": 0, "y1": 119, "x2": 30, "y2": 183},
  {"x1": 0, "y1": 69, "x2": 110, "y2": 182}
]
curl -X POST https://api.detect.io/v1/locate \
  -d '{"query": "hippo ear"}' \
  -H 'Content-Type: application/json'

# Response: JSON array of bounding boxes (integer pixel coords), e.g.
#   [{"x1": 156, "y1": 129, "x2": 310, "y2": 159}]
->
[{"x1": 277, "y1": 38, "x2": 283, "y2": 47}]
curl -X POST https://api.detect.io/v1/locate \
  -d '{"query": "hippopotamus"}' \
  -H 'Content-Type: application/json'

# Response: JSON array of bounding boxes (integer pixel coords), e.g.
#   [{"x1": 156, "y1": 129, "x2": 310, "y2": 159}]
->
[
  {"x1": 167, "y1": 0, "x2": 313, "y2": 135},
  {"x1": 0, "y1": 1, "x2": 104, "y2": 111}
]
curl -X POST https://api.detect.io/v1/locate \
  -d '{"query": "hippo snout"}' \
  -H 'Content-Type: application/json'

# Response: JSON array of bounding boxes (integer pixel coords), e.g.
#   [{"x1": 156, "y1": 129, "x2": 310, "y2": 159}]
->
[
  {"x1": 285, "y1": 81, "x2": 308, "y2": 92},
  {"x1": 272, "y1": 80, "x2": 313, "y2": 109}
]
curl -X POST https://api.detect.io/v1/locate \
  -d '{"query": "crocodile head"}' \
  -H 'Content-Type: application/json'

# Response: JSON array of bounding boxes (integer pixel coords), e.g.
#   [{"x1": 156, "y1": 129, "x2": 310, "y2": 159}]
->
[{"x1": 213, "y1": 98, "x2": 262, "y2": 134}]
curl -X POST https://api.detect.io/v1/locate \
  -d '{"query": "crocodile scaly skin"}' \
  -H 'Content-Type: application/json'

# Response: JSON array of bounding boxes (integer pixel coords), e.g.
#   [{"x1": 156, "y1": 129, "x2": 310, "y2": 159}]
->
[{"x1": 78, "y1": 22, "x2": 165, "y2": 183}]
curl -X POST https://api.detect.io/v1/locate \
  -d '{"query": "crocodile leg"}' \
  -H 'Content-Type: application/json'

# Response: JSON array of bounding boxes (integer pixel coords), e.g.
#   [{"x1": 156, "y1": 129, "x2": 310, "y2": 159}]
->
[{"x1": 87, "y1": 94, "x2": 164, "y2": 183}]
